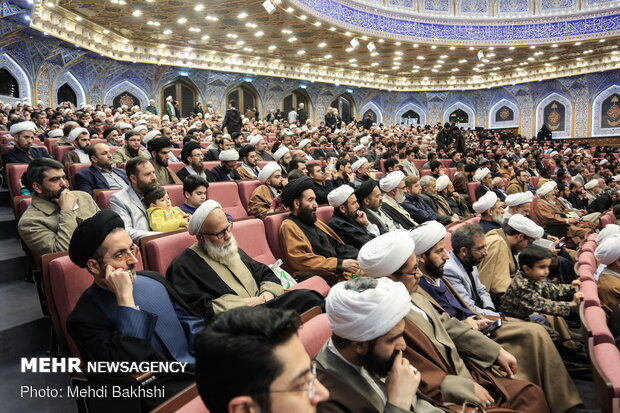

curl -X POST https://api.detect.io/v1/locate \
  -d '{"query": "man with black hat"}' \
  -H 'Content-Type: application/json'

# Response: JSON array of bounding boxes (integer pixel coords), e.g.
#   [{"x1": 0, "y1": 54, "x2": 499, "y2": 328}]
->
[
  {"x1": 355, "y1": 178, "x2": 398, "y2": 234},
  {"x1": 177, "y1": 141, "x2": 215, "y2": 183},
  {"x1": 67, "y1": 210, "x2": 201, "y2": 410},
  {"x1": 147, "y1": 137, "x2": 182, "y2": 185},
  {"x1": 235, "y1": 144, "x2": 261, "y2": 181},
  {"x1": 279, "y1": 176, "x2": 359, "y2": 278}
]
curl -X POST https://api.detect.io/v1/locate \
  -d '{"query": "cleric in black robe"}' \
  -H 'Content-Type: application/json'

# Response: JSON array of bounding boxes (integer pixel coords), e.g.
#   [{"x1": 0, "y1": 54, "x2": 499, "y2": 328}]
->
[
  {"x1": 66, "y1": 210, "x2": 198, "y2": 410},
  {"x1": 326, "y1": 185, "x2": 378, "y2": 250},
  {"x1": 167, "y1": 200, "x2": 323, "y2": 320}
]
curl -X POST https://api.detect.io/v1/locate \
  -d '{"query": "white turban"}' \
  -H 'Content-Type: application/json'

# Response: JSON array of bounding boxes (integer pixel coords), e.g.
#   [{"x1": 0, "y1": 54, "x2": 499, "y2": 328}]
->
[
  {"x1": 472, "y1": 191, "x2": 498, "y2": 213},
  {"x1": 274, "y1": 146, "x2": 289, "y2": 161},
  {"x1": 536, "y1": 181, "x2": 556, "y2": 197},
  {"x1": 135, "y1": 119, "x2": 148, "y2": 126},
  {"x1": 47, "y1": 129, "x2": 63, "y2": 139},
  {"x1": 351, "y1": 157, "x2": 368, "y2": 173},
  {"x1": 594, "y1": 234, "x2": 620, "y2": 265},
  {"x1": 505, "y1": 192, "x2": 533, "y2": 207},
  {"x1": 473, "y1": 168, "x2": 491, "y2": 182},
  {"x1": 358, "y1": 230, "x2": 415, "y2": 277},
  {"x1": 188, "y1": 200, "x2": 222, "y2": 235},
  {"x1": 68, "y1": 127, "x2": 89, "y2": 142},
  {"x1": 9, "y1": 121, "x2": 37, "y2": 136},
  {"x1": 584, "y1": 179, "x2": 599, "y2": 190},
  {"x1": 507, "y1": 214, "x2": 543, "y2": 239},
  {"x1": 596, "y1": 224, "x2": 620, "y2": 244},
  {"x1": 516, "y1": 158, "x2": 526, "y2": 167},
  {"x1": 118, "y1": 122, "x2": 132, "y2": 130},
  {"x1": 143, "y1": 130, "x2": 161, "y2": 144},
  {"x1": 133, "y1": 125, "x2": 148, "y2": 133},
  {"x1": 353, "y1": 144, "x2": 365, "y2": 153},
  {"x1": 249, "y1": 134, "x2": 264, "y2": 146},
  {"x1": 258, "y1": 162, "x2": 280, "y2": 184},
  {"x1": 327, "y1": 185, "x2": 354, "y2": 208},
  {"x1": 219, "y1": 149, "x2": 239, "y2": 161},
  {"x1": 298, "y1": 139, "x2": 311, "y2": 149},
  {"x1": 613, "y1": 175, "x2": 620, "y2": 182},
  {"x1": 564, "y1": 148, "x2": 572, "y2": 155},
  {"x1": 409, "y1": 221, "x2": 446, "y2": 255},
  {"x1": 379, "y1": 171, "x2": 405, "y2": 192},
  {"x1": 360, "y1": 136, "x2": 372, "y2": 146},
  {"x1": 600, "y1": 159, "x2": 608, "y2": 166},
  {"x1": 435, "y1": 175, "x2": 450, "y2": 192},
  {"x1": 326, "y1": 277, "x2": 411, "y2": 342},
  {"x1": 549, "y1": 151, "x2": 558, "y2": 157},
  {"x1": 162, "y1": 115, "x2": 170, "y2": 121}
]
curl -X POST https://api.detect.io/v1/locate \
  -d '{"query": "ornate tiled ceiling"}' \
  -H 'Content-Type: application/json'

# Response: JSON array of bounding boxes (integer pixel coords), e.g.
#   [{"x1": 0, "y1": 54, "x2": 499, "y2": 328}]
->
[{"x1": 28, "y1": 0, "x2": 620, "y2": 91}]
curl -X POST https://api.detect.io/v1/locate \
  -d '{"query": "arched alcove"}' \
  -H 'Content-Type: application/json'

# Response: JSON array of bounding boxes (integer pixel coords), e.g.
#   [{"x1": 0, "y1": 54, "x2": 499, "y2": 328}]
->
[
  {"x1": 535, "y1": 92, "x2": 573, "y2": 138},
  {"x1": 360, "y1": 101, "x2": 383, "y2": 125},
  {"x1": 488, "y1": 98, "x2": 519, "y2": 129},
  {"x1": 282, "y1": 88, "x2": 312, "y2": 120},
  {"x1": 104, "y1": 80, "x2": 150, "y2": 109},
  {"x1": 442, "y1": 102, "x2": 476, "y2": 129},
  {"x1": 592, "y1": 84, "x2": 620, "y2": 137},
  {"x1": 226, "y1": 82, "x2": 260, "y2": 117},
  {"x1": 55, "y1": 72, "x2": 87, "y2": 107},
  {"x1": 330, "y1": 94, "x2": 355, "y2": 123},
  {"x1": 0, "y1": 53, "x2": 32, "y2": 100},
  {"x1": 0, "y1": 68, "x2": 19, "y2": 97},
  {"x1": 161, "y1": 77, "x2": 201, "y2": 117},
  {"x1": 394, "y1": 102, "x2": 427, "y2": 125}
]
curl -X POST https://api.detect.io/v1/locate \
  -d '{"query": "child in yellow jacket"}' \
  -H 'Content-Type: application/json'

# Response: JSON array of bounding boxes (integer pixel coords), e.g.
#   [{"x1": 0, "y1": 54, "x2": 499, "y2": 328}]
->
[{"x1": 145, "y1": 186, "x2": 189, "y2": 232}]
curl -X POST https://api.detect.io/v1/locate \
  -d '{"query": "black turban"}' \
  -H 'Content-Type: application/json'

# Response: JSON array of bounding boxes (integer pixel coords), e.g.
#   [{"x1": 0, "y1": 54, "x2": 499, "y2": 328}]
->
[
  {"x1": 281, "y1": 176, "x2": 314, "y2": 208},
  {"x1": 354, "y1": 179, "x2": 378, "y2": 204},
  {"x1": 147, "y1": 137, "x2": 172, "y2": 153},
  {"x1": 238, "y1": 144, "x2": 256, "y2": 159},
  {"x1": 464, "y1": 164, "x2": 478, "y2": 173},
  {"x1": 181, "y1": 141, "x2": 201, "y2": 165},
  {"x1": 69, "y1": 210, "x2": 125, "y2": 268}
]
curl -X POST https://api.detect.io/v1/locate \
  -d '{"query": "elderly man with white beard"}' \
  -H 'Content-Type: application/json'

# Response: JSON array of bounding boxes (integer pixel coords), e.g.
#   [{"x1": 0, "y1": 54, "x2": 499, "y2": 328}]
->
[
  {"x1": 378, "y1": 171, "x2": 417, "y2": 230},
  {"x1": 167, "y1": 200, "x2": 324, "y2": 320},
  {"x1": 472, "y1": 191, "x2": 505, "y2": 234}
]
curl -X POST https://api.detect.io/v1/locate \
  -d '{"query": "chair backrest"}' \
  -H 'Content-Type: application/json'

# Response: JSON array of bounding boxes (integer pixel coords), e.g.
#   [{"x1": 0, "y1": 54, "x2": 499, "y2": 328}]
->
[
  {"x1": 237, "y1": 180, "x2": 261, "y2": 210},
  {"x1": 263, "y1": 212, "x2": 292, "y2": 272},
  {"x1": 170, "y1": 148, "x2": 182, "y2": 158},
  {"x1": 444, "y1": 231, "x2": 453, "y2": 252},
  {"x1": 142, "y1": 231, "x2": 195, "y2": 275},
  {"x1": 69, "y1": 163, "x2": 90, "y2": 187},
  {"x1": 581, "y1": 279, "x2": 601, "y2": 307},
  {"x1": 529, "y1": 176, "x2": 540, "y2": 187},
  {"x1": 467, "y1": 182, "x2": 480, "y2": 203},
  {"x1": 413, "y1": 159, "x2": 426, "y2": 170},
  {"x1": 298, "y1": 314, "x2": 331, "y2": 358},
  {"x1": 316, "y1": 206, "x2": 334, "y2": 224},
  {"x1": 232, "y1": 219, "x2": 276, "y2": 265},
  {"x1": 5, "y1": 163, "x2": 28, "y2": 199},
  {"x1": 14, "y1": 195, "x2": 32, "y2": 220},
  {"x1": 446, "y1": 167, "x2": 457, "y2": 179},
  {"x1": 207, "y1": 182, "x2": 247, "y2": 219},
  {"x1": 53, "y1": 145, "x2": 73, "y2": 162},
  {"x1": 92, "y1": 189, "x2": 120, "y2": 209},
  {"x1": 420, "y1": 169, "x2": 431, "y2": 177},
  {"x1": 168, "y1": 162, "x2": 185, "y2": 174},
  {"x1": 45, "y1": 137, "x2": 59, "y2": 152},
  {"x1": 440, "y1": 159, "x2": 452, "y2": 168},
  {"x1": 164, "y1": 184, "x2": 186, "y2": 207},
  {"x1": 585, "y1": 305, "x2": 615, "y2": 346},
  {"x1": 529, "y1": 195, "x2": 539, "y2": 223},
  {"x1": 588, "y1": 338, "x2": 620, "y2": 413},
  {"x1": 600, "y1": 213, "x2": 613, "y2": 229},
  {"x1": 289, "y1": 276, "x2": 330, "y2": 297}
]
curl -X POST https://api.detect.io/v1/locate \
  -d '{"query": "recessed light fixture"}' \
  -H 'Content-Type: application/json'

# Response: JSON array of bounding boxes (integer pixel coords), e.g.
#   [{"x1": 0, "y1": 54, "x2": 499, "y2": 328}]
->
[
  {"x1": 314, "y1": 21, "x2": 321, "y2": 27},
  {"x1": 300, "y1": 15, "x2": 307, "y2": 20},
  {"x1": 329, "y1": 27, "x2": 336, "y2": 31},
  {"x1": 318, "y1": 42, "x2": 327, "y2": 48},
  {"x1": 417, "y1": 55, "x2": 425, "y2": 60},
  {"x1": 324, "y1": 54, "x2": 332, "y2": 58},
  {"x1": 288, "y1": 36, "x2": 297, "y2": 42},
  {"x1": 163, "y1": 29, "x2": 172, "y2": 34},
  {"x1": 574, "y1": 41, "x2": 582, "y2": 46},
  {"x1": 202, "y1": 35, "x2": 210, "y2": 40},
  {"x1": 75, "y1": 15, "x2": 83, "y2": 20},
  {"x1": 177, "y1": 17, "x2": 187, "y2": 24},
  {"x1": 254, "y1": 31, "x2": 264, "y2": 37},
  {"x1": 194, "y1": 4, "x2": 204, "y2": 11},
  {"x1": 237, "y1": 12, "x2": 248, "y2": 18}
]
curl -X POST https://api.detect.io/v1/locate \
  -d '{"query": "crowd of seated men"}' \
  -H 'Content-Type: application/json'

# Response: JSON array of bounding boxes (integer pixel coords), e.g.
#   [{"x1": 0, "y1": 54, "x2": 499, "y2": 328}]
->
[{"x1": 2, "y1": 96, "x2": 620, "y2": 412}]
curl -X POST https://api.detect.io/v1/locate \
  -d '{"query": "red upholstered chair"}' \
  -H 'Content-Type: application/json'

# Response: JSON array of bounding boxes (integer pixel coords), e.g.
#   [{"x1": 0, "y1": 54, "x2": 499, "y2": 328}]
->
[
  {"x1": 420, "y1": 169, "x2": 431, "y2": 177},
  {"x1": 142, "y1": 231, "x2": 195, "y2": 274},
  {"x1": 316, "y1": 206, "x2": 334, "y2": 223},
  {"x1": 207, "y1": 182, "x2": 247, "y2": 219},
  {"x1": 446, "y1": 167, "x2": 457, "y2": 179},
  {"x1": 232, "y1": 218, "x2": 277, "y2": 266},
  {"x1": 5, "y1": 163, "x2": 28, "y2": 199},
  {"x1": 413, "y1": 159, "x2": 426, "y2": 170},
  {"x1": 263, "y1": 212, "x2": 293, "y2": 273},
  {"x1": 467, "y1": 182, "x2": 480, "y2": 203},
  {"x1": 581, "y1": 280, "x2": 601, "y2": 307},
  {"x1": 69, "y1": 163, "x2": 90, "y2": 187},
  {"x1": 529, "y1": 195, "x2": 539, "y2": 224},
  {"x1": 44, "y1": 137, "x2": 59, "y2": 152},
  {"x1": 257, "y1": 161, "x2": 271, "y2": 169},
  {"x1": 379, "y1": 159, "x2": 385, "y2": 172},
  {"x1": 53, "y1": 145, "x2": 73, "y2": 162},
  {"x1": 289, "y1": 276, "x2": 330, "y2": 297},
  {"x1": 92, "y1": 189, "x2": 119, "y2": 209},
  {"x1": 237, "y1": 180, "x2": 261, "y2": 210},
  {"x1": 446, "y1": 216, "x2": 481, "y2": 233},
  {"x1": 2, "y1": 144, "x2": 46, "y2": 156},
  {"x1": 588, "y1": 338, "x2": 620, "y2": 413},
  {"x1": 440, "y1": 159, "x2": 452, "y2": 168},
  {"x1": 298, "y1": 313, "x2": 331, "y2": 358},
  {"x1": 529, "y1": 176, "x2": 540, "y2": 187},
  {"x1": 585, "y1": 306, "x2": 615, "y2": 346},
  {"x1": 578, "y1": 252, "x2": 597, "y2": 269},
  {"x1": 171, "y1": 148, "x2": 182, "y2": 158},
  {"x1": 164, "y1": 184, "x2": 185, "y2": 207},
  {"x1": 444, "y1": 231, "x2": 453, "y2": 252},
  {"x1": 203, "y1": 161, "x2": 220, "y2": 170},
  {"x1": 600, "y1": 213, "x2": 614, "y2": 229},
  {"x1": 168, "y1": 162, "x2": 185, "y2": 174},
  {"x1": 374, "y1": 171, "x2": 384, "y2": 179},
  {"x1": 13, "y1": 195, "x2": 32, "y2": 220}
]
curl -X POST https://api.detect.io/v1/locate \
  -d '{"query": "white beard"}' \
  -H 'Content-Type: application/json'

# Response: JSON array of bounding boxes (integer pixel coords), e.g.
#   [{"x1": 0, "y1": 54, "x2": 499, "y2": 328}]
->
[
  {"x1": 395, "y1": 191, "x2": 405, "y2": 203},
  {"x1": 200, "y1": 236, "x2": 241, "y2": 267}
]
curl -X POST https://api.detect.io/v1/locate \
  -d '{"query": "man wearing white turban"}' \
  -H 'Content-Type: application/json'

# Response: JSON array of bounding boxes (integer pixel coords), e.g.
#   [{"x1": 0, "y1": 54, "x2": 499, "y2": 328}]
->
[
  {"x1": 595, "y1": 234, "x2": 620, "y2": 315},
  {"x1": 327, "y1": 185, "x2": 379, "y2": 249},
  {"x1": 379, "y1": 171, "x2": 417, "y2": 230},
  {"x1": 435, "y1": 176, "x2": 470, "y2": 220},
  {"x1": 473, "y1": 167, "x2": 492, "y2": 201},
  {"x1": 62, "y1": 127, "x2": 91, "y2": 168},
  {"x1": 351, "y1": 157, "x2": 375, "y2": 188},
  {"x1": 168, "y1": 201, "x2": 323, "y2": 319},
  {"x1": 356, "y1": 231, "x2": 557, "y2": 412},
  {"x1": 473, "y1": 191, "x2": 505, "y2": 234},
  {"x1": 317, "y1": 277, "x2": 441, "y2": 413},
  {"x1": 2, "y1": 120, "x2": 51, "y2": 164},
  {"x1": 503, "y1": 192, "x2": 533, "y2": 221},
  {"x1": 247, "y1": 162, "x2": 286, "y2": 219},
  {"x1": 211, "y1": 149, "x2": 241, "y2": 182},
  {"x1": 250, "y1": 134, "x2": 274, "y2": 161}
]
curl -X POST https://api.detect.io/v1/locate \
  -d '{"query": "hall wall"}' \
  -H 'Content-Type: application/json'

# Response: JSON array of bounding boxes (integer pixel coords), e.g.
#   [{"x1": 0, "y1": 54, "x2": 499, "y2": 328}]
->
[{"x1": 1, "y1": 32, "x2": 620, "y2": 138}]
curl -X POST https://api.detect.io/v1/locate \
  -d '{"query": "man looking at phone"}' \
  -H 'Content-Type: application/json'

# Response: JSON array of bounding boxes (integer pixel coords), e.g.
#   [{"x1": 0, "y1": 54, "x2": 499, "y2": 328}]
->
[{"x1": 18, "y1": 158, "x2": 99, "y2": 256}]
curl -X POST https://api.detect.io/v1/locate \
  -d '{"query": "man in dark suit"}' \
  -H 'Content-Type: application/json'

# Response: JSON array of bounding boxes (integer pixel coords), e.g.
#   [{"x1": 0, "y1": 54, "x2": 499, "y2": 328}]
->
[
  {"x1": 2, "y1": 121, "x2": 51, "y2": 164},
  {"x1": 74, "y1": 142, "x2": 129, "y2": 195},
  {"x1": 67, "y1": 210, "x2": 202, "y2": 410},
  {"x1": 221, "y1": 100, "x2": 241, "y2": 134}
]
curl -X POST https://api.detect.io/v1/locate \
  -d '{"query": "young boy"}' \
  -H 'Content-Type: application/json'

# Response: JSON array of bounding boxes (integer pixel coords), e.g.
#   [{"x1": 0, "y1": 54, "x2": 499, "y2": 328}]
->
[
  {"x1": 179, "y1": 175, "x2": 209, "y2": 215},
  {"x1": 500, "y1": 244, "x2": 584, "y2": 343},
  {"x1": 144, "y1": 186, "x2": 189, "y2": 232}
]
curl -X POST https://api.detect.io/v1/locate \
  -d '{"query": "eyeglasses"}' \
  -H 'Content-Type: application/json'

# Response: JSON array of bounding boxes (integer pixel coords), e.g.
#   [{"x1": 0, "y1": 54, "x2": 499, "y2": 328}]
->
[
  {"x1": 200, "y1": 221, "x2": 233, "y2": 239},
  {"x1": 393, "y1": 264, "x2": 420, "y2": 276},
  {"x1": 105, "y1": 244, "x2": 139, "y2": 262},
  {"x1": 270, "y1": 361, "x2": 317, "y2": 399}
]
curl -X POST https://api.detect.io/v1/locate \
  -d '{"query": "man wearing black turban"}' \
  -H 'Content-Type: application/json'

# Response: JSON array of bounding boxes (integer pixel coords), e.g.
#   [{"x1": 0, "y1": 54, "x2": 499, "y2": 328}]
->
[
  {"x1": 279, "y1": 177, "x2": 360, "y2": 280},
  {"x1": 66, "y1": 210, "x2": 202, "y2": 410}
]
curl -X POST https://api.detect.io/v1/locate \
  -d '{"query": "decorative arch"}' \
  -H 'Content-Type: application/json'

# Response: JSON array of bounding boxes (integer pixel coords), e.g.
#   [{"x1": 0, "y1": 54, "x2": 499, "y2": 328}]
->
[
  {"x1": 592, "y1": 84, "x2": 620, "y2": 137},
  {"x1": 442, "y1": 101, "x2": 476, "y2": 129},
  {"x1": 55, "y1": 72, "x2": 87, "y2": 107},
  {"x1": 488, "y1": 98, "x2": 519, "y2": 129},
  {"x1": 161, "y1": 77, "x2": 201, "y2": 117},
  {"x1": 330, "y1": 94, "x2": 355, "y2": 124},
  {"x1": 281, "y1": 88, "x2": 312, "y2": 120},
  {"x1": 0, "y1": 53, "x2": 32, "y2": 100},
  {"x1": 225, "y1": 82, "x2": 260, "y2": 116},
  {"x1": 360, "y1": 101, "x2": 383, "y2": 125},
  {"x1": 536, "y1": 92, "x2": 573, "y2": 139},
  {"x1": 394, "y1": 102, "x2": 427, "y2": 125},
  {"x1": 104, "y1": 80, "x2": 149, "y2": 108}
]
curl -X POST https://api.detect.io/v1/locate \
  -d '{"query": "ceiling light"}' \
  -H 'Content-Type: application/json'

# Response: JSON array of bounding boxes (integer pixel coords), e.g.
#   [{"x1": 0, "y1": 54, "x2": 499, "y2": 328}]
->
[
  {"x1": 185, "y1": 46, "x2": 192, "y2": 51},
  {"x1": 163, "y1": 29, "x2": 172, "y2": 34},
  {"x1": 206, "y1": 15, "x2": 218, "y2": 21},
  {"x1": 583, "y1": 49, "x2": 593, "y2": 54},
  {"x1": 527, "y1": 57, "x2": 534, "y2": 61},
  {"x1": 371, "y1": 63, "x2": 379, "y2": 67},
  {"x1": 281, "y1": 29, "x2": 292, "y2": 34},
  {"x1": 344, "y1": 31, "x2": 351, "y2": 36},
  {"x1": 551, "y1": 43, "x2": 558, "y2": 47},
  {"x1": 395, "y1": 51, "x2": 403, "y2": 56},
  {"x1": 412, "y1": 65, "x2": 420, "y2": 69},
  {"x1": 349, "y1": 58, "x2": 357, "y2": 62},
  {"x1": 417, "y1": 55, "x2": 425, "y2": 60},
  {"x1": 300, "y1": 15, "x2": 307, "y2": 20},
  {"x1": 324, "y1": 54, "x2": 332, "y2": 58},
  {"x1": 431, "y1": 69, "x2": 438, "y2": 72},
  {"x1": 103, "y1": 29, "x2": 110, "y2": 34},
  {"x1": 188, "y1": 27, "x2": 201, "y2": 32},
  {"x1": 268, "y1": 45, "x2": 277, "y2": 50},
  {"x1": 288, "y1": 36, "x2": 297, "y2": 42},
  {"x1": 314, "y1": 21, "x2": 321, "y2": 27},
  {"x1": 530, "y1": 45, "x2": 536, "y2": 49},
  {"x1": 458, "y1": 59, "x2": 467, "y2": 63},
  {"x1": 262, "y1": 0, "x2": 276, "y2": 14},
  {"x1": 345, "y1": 47, "x2": 353, "y2": 52},
  {"x1": 438, "y1": 59, "x2": 445, "y2": 63},
  {"x1": 549, "y1": 56, "x2": 559, "y2": 60},
  {"x1": 254, "y1": 31, "x2": 264, "y2": 37},
  {"x1": 574, "y1": 41, "x2": 582, "y2": 46},
  {"x1": 236, "y1": 40, "x2": 245, "y2": 45},
  {"x1": 226, "y1": 33, "x2": 238, "y2": 38},
  {"x1": 431, "y1": 45, "x2": 437, "y2": 49},
  {"x1": 177, "y1": 17, "x2": 187, "y2": 24},
  {"x1": 599, "y1": 39, "x2": 606, "y2": 43},
  {"x1": 350, "y1": 38, "x2": 360, "y2": 49},
  {"x1": 194, "y1": 4, "x2": 204, "y2": 11},
  {"x1": 395, "y1": 41, "x2": 401, "y2": 46},
  {"x1": 370, "y1": 52, "x2": 379, "y2": 57},
  {"x1": 75, "y1": 15, "x2": 83, "y2": 20},
  {"x1": 286, "y1": 7, "x2": 294, "y2": 12},
  {"x1": 449, "y1": 46, "x2": 455, "y2": 50},
  {"x1": 367, "y1": 42, "x2": 376, "y2": 52},
  {"x1": 487, "y1": 53, "x2": 495, "y2": 57},
  {"x1": 238, "y1": 12, "x2": 248, "y2": 18},
  {"x1": 503, "y1": 57, "x2": 512, "y2": 62},
  {"x1": 394, "y1": 56, "x2": 402, "y2": 61},
  {"x1": 245, "y1": 22, "x2": 257, "y2": 28},
  {"x1": 468, "y1": 47, "x2": 474, "y2": 50},
  {"x1": 147, "y1": 20, "x2": 160, "y2": 26},
  {"x1": 318, "y1": 42, "x2": 327, "y2": 48},
  {"x1": 329, "y1": 27, "x2": 336, "y2": 31},
  {"x1": 201, "y1": 35, "x2": 210, "y2": 40},
  {"x1": 451, "y1": 68, "x2": 459, "y2": 72},
  {"x1": 46, "y1": 2, "x2": 54, "y2": 6},
  {"x1": 243, "y1": 47, "x2": 253, "y2": 52}
]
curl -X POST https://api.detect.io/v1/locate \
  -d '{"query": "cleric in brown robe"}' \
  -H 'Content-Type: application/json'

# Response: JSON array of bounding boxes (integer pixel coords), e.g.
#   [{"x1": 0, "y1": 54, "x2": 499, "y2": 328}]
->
[
  {"x1": 357, "y1": 230, "x2": 553, "y2": 413},
  {"x1": 167, "y1": 200, "x2": 323, "y2": 319}
]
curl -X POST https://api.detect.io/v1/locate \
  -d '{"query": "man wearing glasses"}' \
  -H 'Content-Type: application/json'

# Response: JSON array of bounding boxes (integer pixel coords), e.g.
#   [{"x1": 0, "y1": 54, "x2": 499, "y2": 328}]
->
[
  {"x1": 195, "y1": 306, "x2": 329, "y2": 413},
  {"x1": 67, "y1": 210, "x2": 202, "y2": 410},
  {"x1": 167, "y1": 200, "x2": 324, "y2": 320}
]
